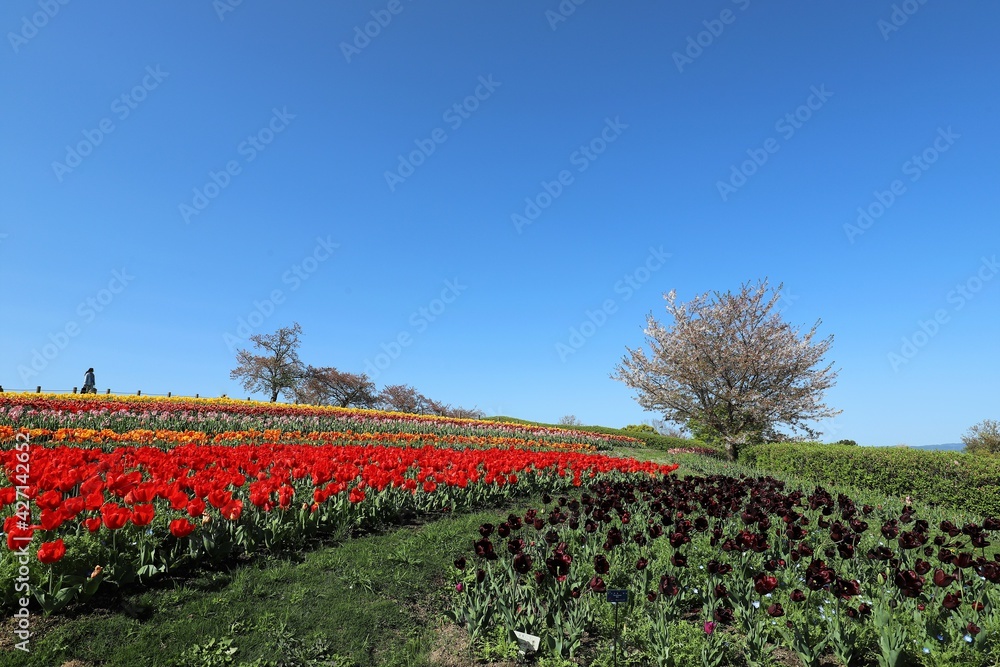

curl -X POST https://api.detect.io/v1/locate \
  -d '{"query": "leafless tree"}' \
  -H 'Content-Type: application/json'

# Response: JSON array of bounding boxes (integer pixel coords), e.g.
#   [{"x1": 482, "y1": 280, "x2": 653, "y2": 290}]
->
[
  {"x1": 448, "y1": 405, "x2": 487, "y2": 420},
  {"x1": 297, "y1": 366, "x2": 377, "y2": 408},
  {"x1": 377, "y1": 384, "x2": 430, "y2": 414},
  {"x1": 559, "y1": 415, "x2": 582, "y2": 426},
  {"x1": 613, "y1": 280, "x2": 840, "y2": 460},
  {"x1": 230, "y1": 323, "x2": 306, "y2": 403}
]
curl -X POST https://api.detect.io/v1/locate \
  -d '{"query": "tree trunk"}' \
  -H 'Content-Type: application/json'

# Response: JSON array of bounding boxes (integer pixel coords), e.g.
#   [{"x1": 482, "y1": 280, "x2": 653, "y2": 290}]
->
[
  {"x1": 724, "y1": 440, "x2": 738, "y2": 461},
  {"x1": 270, "y1": 389, "x2": 279, "y2": 403}
]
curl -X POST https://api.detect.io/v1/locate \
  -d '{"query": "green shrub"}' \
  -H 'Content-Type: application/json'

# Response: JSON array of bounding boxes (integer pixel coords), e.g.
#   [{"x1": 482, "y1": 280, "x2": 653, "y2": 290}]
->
[
  {"x1": 740, "y1": 443, "x2": 1000, "y2": 517},
  {"x1": 623, "y1": 423, "x2": 657, "y2": 434},
  {"x1": 963, "y1": 419, "x2": 1000, "y2": 455}
]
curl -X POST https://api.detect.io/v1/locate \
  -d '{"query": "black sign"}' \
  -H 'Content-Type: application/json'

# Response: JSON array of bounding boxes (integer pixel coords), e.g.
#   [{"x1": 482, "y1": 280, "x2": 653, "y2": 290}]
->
[{"x1": 606, "y1": 589, "x2": 628, "y2": 604}]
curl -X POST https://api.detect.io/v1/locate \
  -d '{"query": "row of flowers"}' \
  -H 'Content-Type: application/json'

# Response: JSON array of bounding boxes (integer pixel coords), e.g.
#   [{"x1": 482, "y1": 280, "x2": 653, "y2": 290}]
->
[
  {"x1": 0, "y1": 426, "x2": 596, "y2": 453},
  {"x1": 0, "y1": 440, "x2": 677, "y2": 614},
  {"x1": 0, "y1": 393, "x2": 636, "y2": 449},
  {"x1": 452, "y1": 475, "x2": 1000, "y2": 667}
]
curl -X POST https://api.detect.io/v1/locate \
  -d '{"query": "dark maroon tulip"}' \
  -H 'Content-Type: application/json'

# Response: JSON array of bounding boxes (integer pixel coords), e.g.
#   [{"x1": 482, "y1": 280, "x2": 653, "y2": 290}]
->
[
  {"x1": 671, "y1": 553, "x2": 687, "y2": 567},
  {"x1": 968, "y1": 622, "x2": 981, "y2": 636},
  {"x1": 474, "y1": 538, "x2": 497, "y2": 560},
  {"x1": 476, "y1": 568, "x2": 486, "y2": 583},
  {"x1": 589, "y1": 576, "x2": 607, "y2": 593},
  {"x1": 669, "y1": 532, "x2": 689, "y2": 548},
  {"x1": 513, "y1": 552, "x2": 532, "y2": 574},
  {"x1": 914, "y1": 559, "x2": 931, "y2": 575},
  {"x1": 942, "y1": 591, "x2": 962, "y2": 610},
  {"x1": 893, "y1": 569, "x2": 924, "y2": 597},
  {"x1": 832, "y1": 577, "x2": 860, "y2": 599},
  {"x1": 791, "y1": 589, "x2": 806, "y2": 602},
  {"x1": 933, "y1": 569, "x2": 956, "y2": 587},
  {"x1": 754, "y1": 573, "x2": 779, "y2": 595},
  {"x1": 636, "y1": 557, "x2": 648, "y2": 571},
  {"x1": 454, "y1": 557, "x2": 467, "y2": 570},
  {"x1": 766, "y1": 603, "x2": 784, "y2": 617},
  {"x1": 594, "y1": 555, "x2": 610, "y2": 575},
  {"x1": 659, "y1": 574, "x2": 680, "y2": 596},
  {"x1": 479, "y1": 523, "x2": 494, "y2": 538},
  {"x1": 805, "y1": 560, "x2": 836, "y2": 591},
  {"x1": 713, "y1": 606, "x2": 733, "y2": 623},
  {"x1": 497, "y1": 522, "x2": 511, "y2": 538},
  {"x1": 647, "y1": 591, "x2": 657, "y2": 602}
]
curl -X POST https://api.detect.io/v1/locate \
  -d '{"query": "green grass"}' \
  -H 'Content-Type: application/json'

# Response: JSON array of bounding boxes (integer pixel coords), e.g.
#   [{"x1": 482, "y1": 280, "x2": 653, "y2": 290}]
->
[{"x1": 1, "y1": 502, "x2": 538, "y2": 667}]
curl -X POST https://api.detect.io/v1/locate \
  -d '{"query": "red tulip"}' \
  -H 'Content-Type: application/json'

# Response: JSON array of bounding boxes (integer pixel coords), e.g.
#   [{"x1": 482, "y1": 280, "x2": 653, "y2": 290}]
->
[
  {"x1": 37, "y1": 539, "x2": 66, "y2": 564},
  {"x1": 169, "y1": 518, "x2": 196, "y2": 538}
]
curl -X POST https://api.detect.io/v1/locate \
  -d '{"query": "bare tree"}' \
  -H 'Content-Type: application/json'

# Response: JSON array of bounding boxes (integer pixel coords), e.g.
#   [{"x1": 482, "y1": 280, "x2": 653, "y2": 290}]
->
[
  {"x1": 377, "y1": 384, "x2": 430, "y2": 414},
  {"x1": 230, "y1": 323, "x2": 306, "y2": 403},
  {"x1": 613, "y1": 280, "x2": 840, "y2": 460},
  {"x1": 448, "y1": 405, "x2": 486, "y2": 420},
  {"x1": 963, "y1": 419, "x2": 1000, "y2": 455},
  {"x1": 424, "y1": 397, "x2": 453, "y2": 417},
  {"x1": 297, "y1": 366, "x2": 377, "y2": 408},
  {"x1": 559, "y1": 415, "x2": 582, "y2": 426}
]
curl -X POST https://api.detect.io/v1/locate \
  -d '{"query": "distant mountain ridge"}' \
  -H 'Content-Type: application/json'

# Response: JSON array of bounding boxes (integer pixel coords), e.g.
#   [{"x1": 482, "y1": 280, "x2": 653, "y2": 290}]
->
[{"x1": 912, "y1": 442, "x2": 965, "y2": 452}]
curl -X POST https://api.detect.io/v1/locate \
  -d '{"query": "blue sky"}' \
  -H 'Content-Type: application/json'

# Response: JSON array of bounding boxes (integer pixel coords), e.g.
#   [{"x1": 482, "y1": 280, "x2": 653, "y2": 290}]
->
[{"x1": 2, "y1": 1, "x2": 997, "y2": 447}]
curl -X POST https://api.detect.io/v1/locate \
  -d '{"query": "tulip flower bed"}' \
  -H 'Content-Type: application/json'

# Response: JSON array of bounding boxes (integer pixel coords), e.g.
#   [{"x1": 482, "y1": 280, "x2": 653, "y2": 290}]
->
[
  {"x1": 0, "y1": 393, "x2": 637, "y2": 450},
  {"x1": 0, "y1": 425, "x2": 597, "y2": 453},
  {"x1": 450, "y1": 474, "x2": 1000, "y2": 667},
  {"x1": 0, "y1": 439, "x2": 677, "y2": 617}
]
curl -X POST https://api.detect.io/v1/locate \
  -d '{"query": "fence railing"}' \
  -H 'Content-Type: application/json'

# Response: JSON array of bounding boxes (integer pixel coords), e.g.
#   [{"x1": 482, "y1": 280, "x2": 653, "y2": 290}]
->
[{"x1": 0, "y1": 387, "x2": 283, "y2": 402}]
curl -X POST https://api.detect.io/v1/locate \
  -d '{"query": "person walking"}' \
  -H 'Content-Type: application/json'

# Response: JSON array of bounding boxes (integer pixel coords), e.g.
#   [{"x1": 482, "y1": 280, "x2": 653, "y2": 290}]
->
[{"x1": 83, "y1": 368, "x2": 96, "y2": 394}]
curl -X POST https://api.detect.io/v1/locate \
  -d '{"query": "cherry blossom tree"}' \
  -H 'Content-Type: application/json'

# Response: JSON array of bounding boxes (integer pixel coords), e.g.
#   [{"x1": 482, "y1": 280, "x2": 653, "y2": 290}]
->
[{"x1": 613, "y1": 280, "x2": 840, "y2": 460}]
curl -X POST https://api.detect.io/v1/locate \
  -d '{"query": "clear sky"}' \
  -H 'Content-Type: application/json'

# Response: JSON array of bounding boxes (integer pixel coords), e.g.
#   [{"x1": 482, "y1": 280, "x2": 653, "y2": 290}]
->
[{"x1": 2, "y1": 1, "x2": 997, "y2": 447}]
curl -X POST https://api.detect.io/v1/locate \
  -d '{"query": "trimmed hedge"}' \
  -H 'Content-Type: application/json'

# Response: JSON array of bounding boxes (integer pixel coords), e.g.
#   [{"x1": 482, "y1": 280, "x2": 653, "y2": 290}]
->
[{"x1": 740, "y1": 443, "x2": 1000, "y2": 517}]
